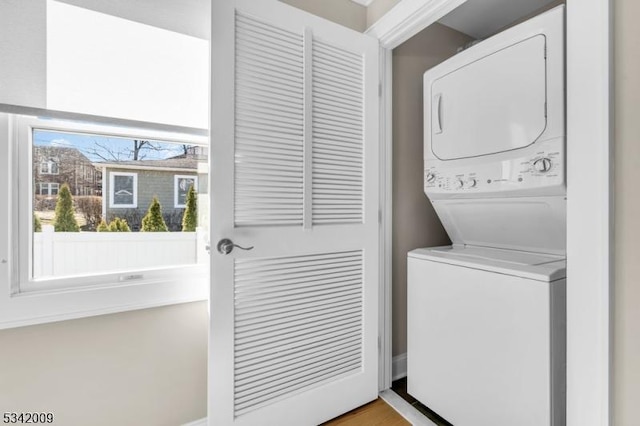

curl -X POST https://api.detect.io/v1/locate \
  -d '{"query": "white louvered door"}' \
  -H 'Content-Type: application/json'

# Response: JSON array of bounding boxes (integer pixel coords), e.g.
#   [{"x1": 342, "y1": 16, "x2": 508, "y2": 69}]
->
[{"x1": 210, "y1": 1, "x2": 379, "y2": 425}]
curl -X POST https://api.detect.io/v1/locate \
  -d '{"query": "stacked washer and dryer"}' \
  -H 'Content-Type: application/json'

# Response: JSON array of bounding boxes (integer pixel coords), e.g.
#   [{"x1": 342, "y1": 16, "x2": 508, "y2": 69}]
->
[{"x1": 408, "y1": 6, "x2": 566, "y2": 426}]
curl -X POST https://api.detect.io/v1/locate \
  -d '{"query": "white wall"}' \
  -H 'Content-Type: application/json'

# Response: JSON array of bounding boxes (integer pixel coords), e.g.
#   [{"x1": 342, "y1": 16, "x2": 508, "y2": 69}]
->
[
  {"x1": 0, "y1": 302, "x2": 208, "y2": 425},
  {"x1": 614, "y1": 0, "x2": 640, "y2": 423},
  {"x1": 367, "y1": 0, "x2": 401, "y2": 29},
  {"x1": 0, "y1": 0, "x2": 47, "y2": 110},
  {"x1": 0, "y1": 0, "x2": 210, "y2": 129},
  {"x1": 279, "y1": 0, "x2": 367, "y2": 32},
  {"x1": 0, "y1": 1, "x2": 210, "y2": 423}
]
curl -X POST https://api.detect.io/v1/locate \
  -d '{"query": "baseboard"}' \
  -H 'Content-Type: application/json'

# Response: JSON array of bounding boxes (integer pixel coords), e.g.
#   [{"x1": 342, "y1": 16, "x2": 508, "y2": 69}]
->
[
  {"x1": 182, "y1": 418, "x2": 207, "y2": 426},
  {"x1": 392, "y1": 352, "x2": 407, "y2": 381}
]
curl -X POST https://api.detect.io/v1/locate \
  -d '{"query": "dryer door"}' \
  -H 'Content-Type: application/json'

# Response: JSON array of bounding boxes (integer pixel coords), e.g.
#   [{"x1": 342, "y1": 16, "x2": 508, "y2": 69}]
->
[{"x1": 430, "y1": 35, "x2": 547, "y2": 160}]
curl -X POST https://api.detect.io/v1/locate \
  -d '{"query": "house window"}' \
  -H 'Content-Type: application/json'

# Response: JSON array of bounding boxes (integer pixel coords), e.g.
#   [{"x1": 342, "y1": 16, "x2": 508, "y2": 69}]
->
[
  {"x1": 0, "y1": 114, "x2": 209, "y2": 329},
  {"x1": 39, "y1": 183, "x2": 59, "y2": 196},
  {"x1": 110, "y1": 172, "x2": 137, "y2": 208},
  {"x1": 175, "y1": 175, "x2": 198, "y2": 208},
  {"x1": 40, "y1": 159, "x2": 59, "y2": 175}
]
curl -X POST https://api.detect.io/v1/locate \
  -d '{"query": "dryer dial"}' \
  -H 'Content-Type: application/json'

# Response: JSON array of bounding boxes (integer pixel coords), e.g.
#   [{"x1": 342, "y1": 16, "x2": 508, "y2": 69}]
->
[{"x1": 533, "y1": 157, "x2": 552, "y2": 173}]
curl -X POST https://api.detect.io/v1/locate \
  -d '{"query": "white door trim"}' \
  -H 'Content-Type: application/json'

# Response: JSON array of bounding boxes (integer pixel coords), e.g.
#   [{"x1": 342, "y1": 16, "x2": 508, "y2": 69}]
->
[
  {"x1": 371, "y1": 1, "x2": 613, "y2": 425},
  {"x1": 565, "y1": 0, "x2": 613, "y2": 425},
  {"x1": 365, "y1": 0, "x2": 469, "y2": 49}
]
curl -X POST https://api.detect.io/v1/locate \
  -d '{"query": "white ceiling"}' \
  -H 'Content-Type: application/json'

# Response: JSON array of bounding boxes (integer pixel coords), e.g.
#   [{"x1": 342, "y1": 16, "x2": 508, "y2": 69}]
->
[{"x1": 438, "y1": 0, "x2": 561, "y2": 39}]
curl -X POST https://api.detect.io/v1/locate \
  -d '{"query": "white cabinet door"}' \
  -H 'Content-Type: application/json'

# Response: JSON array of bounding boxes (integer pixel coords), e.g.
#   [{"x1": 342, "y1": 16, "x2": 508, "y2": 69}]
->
[
  {"x1": 430, "y1": 35, "x2": 547, "y2": 160},
  {"x1": 209, "y1": 1, "x2": 380, "y2": 424}
]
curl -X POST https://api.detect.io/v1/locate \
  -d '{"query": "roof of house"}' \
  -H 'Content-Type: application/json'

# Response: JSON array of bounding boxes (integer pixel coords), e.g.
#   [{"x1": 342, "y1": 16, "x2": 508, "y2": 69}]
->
[{"x1": 93, "y1": 157, "x2": 199, "y2": 172}]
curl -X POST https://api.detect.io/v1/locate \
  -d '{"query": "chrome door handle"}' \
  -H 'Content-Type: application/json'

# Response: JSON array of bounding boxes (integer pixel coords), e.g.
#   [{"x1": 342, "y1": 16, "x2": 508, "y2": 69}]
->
[{"x1": 217, "y1": 238, "x2": 254, "y2": 255}]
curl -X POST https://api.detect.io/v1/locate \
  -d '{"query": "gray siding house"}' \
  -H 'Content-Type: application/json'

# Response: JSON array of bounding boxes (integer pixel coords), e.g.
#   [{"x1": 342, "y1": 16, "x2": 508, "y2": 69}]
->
[{"x1": 95, "y1": 157, "x2": 201, "y2": 231}]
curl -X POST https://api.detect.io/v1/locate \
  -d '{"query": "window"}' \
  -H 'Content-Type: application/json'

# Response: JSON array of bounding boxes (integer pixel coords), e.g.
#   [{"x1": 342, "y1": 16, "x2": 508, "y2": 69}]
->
[
  {"x1": 110, "y1": 172, "x2": 137, "y2": 208},
  {"x1": 0, "y1": 114, "x2": 209, "y2": 329},
  {"x1": 175, "y1": 175, "x2": 198, "y2": 208},
  {"x1": 39, "y1": 183, "x2": 59, "y2": 196},
  {"x1": 40, "y1": 159, "x2": 59, "y2": 175}
]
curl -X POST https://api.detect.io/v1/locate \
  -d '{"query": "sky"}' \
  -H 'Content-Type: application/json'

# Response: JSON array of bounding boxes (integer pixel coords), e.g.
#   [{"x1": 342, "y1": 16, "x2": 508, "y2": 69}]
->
[{"x1": 33, "y1": 130, "x2": 188, "y2": 162}]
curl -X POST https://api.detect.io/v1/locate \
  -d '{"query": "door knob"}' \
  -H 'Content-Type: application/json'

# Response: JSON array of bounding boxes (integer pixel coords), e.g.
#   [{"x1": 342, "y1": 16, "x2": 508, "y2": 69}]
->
[{"x1": 217, "y1": 238, "x2": 254, "y2": 255}]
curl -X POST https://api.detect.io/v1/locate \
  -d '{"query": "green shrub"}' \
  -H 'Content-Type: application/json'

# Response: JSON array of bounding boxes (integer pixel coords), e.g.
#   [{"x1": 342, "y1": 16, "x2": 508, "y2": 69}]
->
[
  {"x1": 33, "y1": 214, "x2": 42, "y2": 232},
  {"x1": 181, "y1": 185, "x2": 198, "y2": 232},
  {"x1": 141, "y1": 196, "x2": 168, "y2": 232},
  {"x1": 53, "y1": 184, "x2": 79, "y2": 232},
  {"x1": 97, "y1": 217, "x2": 131, "y2": 232},
  {"x1": 108, "y1": 217, "x2": 131, "y2": 232}
]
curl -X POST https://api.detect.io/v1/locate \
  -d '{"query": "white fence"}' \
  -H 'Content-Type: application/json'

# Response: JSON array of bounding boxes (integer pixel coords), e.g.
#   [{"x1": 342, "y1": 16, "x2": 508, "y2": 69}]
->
[{"x1": 33, "y1": 225, "x2": 207, "y2": 279}]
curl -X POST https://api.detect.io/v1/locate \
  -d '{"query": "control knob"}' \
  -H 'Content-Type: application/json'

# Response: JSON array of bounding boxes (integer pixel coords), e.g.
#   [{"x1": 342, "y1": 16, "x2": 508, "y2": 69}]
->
[
  {"x1": 454, "y1": 179, "x2": 464, "y2": 189},
  {"x1": 466, "y1": 178, "x2": 477, "y2": 188},
  {"x1": 426, "y1": 173, "x2": 436, "y2": 183},
  {"x1": 533, "y1": 157, "x2": 552, "y2": 173}
]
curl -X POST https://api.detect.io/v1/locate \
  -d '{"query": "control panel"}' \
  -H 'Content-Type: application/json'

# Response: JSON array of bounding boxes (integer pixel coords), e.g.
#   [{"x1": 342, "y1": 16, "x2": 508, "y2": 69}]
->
[{"x1": 424, "y1": 143, "x2": 564, "y2": 197}]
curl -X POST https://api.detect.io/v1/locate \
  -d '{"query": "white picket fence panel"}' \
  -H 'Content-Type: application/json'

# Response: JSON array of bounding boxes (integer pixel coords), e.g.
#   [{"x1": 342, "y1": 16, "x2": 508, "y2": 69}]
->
[{"x1": 33, "y1": 225, "x2": 206, "y2": 279}]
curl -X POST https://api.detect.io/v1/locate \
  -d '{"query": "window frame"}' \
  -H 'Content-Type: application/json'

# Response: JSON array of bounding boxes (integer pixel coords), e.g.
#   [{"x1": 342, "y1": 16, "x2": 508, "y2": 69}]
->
[
  {"x1": 109, "y1": 171, "x2": 138, "y2": 208},
  {"x1": 0, "y1": 114, "x2": 209, "y2": 330},
  {"x1": 39, "y1": 182, "x2": 60, "y2": 196},
  {"x1": 174, "y1": 174, "x2": 199, "y2": 208}
]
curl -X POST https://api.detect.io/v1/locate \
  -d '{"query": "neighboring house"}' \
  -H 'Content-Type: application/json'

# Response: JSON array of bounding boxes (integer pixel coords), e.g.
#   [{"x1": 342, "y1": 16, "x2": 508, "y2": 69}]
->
[
  {"x1": 33, "y1": 146, "x2": 102, "y2": 196},
  {"x1": 95, "y1": 156, "x2": 202, "y2": 230}
]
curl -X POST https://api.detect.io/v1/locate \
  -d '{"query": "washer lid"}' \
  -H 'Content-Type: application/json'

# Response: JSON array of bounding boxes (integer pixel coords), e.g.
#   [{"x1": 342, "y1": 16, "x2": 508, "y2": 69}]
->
[
  {"x1": 430, "y1": 35, "x2": 547, "y2": 160},
  {"x1": 408, "y1": 245, "x2": 566, "y2": 281}
]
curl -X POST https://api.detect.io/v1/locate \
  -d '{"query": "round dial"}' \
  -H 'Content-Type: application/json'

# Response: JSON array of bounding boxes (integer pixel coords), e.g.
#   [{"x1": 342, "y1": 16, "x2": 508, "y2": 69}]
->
[
  {"x1": 454, "y1": 179, "x2": 464, "y2": 189},
  {"x1": 426, "y1": 173, "x2": 436, "y2": 183},
  {"x1": 466, "y1": 178, "x2": 477, "y2": 188},
  {"x1": 533, "y1": 157, "x2": 552, "y2": 173}
]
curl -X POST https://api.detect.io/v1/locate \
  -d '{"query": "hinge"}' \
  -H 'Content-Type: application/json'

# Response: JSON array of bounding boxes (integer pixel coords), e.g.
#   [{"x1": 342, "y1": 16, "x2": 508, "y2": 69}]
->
[
  {"x1": 378, "y1": 336, "x2": 381, "y2": 352},
  {"x1": 378, "y1": 209, "x2": 382, "y2": 224},
  {"x1": 378, "y1": 82, "x2": 383, "y2": 98}
]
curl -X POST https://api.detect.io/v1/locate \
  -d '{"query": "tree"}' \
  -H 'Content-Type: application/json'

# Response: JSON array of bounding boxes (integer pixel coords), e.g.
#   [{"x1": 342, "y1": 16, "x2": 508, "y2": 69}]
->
[
  {"x1": 181, "y1": 185, "x2": 198, "y2": 232},
  {"x1": 33, "y1": 214, "x2": 42, "y2": 232},
  {"x1": 141, "y1": 196, "x2": 168, "y2": 232},
  {"x1": 53, "y1": 183, "x2": 79, "y2": 232}
]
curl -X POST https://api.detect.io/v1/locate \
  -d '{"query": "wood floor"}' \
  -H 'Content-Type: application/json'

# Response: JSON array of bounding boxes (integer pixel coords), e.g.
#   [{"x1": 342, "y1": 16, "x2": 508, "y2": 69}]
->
[{"x1": 322, "y1": 398, "x2": 410, "y2": 426}]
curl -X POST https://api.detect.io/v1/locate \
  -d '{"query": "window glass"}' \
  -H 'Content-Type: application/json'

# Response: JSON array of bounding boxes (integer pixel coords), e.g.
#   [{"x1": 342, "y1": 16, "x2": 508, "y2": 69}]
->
[{"x1": 31, "y1": 129, "x2": 209, "y2": 281}]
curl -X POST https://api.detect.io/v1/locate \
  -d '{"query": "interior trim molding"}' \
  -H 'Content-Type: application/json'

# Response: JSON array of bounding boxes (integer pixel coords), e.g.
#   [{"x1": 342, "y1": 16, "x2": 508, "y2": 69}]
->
[
  {"x1": 181, "y1": 418, "x2": 207, "y2": 426},
  {"x1": 392, "y1": 353, "x2": 408, "y2": 381},
  {"x1": 379, "y1": 389, "x2": 437, "y2": 425},
  {"x1": 365, "y1": 0, "x2": 468, "y2": 49}
]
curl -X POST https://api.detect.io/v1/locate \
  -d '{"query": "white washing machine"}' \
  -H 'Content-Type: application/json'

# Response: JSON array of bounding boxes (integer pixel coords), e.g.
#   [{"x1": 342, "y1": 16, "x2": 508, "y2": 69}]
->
[
  {"x1": 408, "y1": 5, "x2": 566, "y2": 426},
  {"x1": 408, "y1": 246, "x2": 566, "y2": 426}
]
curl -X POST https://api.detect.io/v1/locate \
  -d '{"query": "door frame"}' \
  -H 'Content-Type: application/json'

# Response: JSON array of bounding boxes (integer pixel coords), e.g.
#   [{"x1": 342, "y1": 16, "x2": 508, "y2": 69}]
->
[{"x1": 368, "y1": 1, "x2": 613, "y2": 425}]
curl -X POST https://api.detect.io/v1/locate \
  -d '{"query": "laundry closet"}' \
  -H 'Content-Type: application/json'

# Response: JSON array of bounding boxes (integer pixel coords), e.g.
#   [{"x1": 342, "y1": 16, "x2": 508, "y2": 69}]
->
[{"x1": 389, "y1": 0, "x2": 566, "y2": 425}]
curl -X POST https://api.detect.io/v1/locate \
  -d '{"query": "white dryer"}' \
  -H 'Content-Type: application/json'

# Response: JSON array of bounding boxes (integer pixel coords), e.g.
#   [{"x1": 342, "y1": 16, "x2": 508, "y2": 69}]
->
[
  {"x1": 423, "y1": 5, "x2": 565, "y2": 255},
  {"x1": 408, "y1": 5, "x2": 567, "y2": 426}
]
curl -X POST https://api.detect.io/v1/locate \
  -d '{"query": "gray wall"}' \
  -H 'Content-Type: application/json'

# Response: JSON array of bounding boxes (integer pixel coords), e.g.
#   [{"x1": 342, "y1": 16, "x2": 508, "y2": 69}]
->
[
  {"x1": 279, "y1": 0, "x2": 367, "y2": 32},
  {"x1": 0, "y1": 302, "x2": 208, "y2": 425},
  {"x1": 614, "y1": 0, "x2": 640, "y2": 423},
  {"x1": 391, "y1": 24, "x2": 473, "y2": 356}
]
